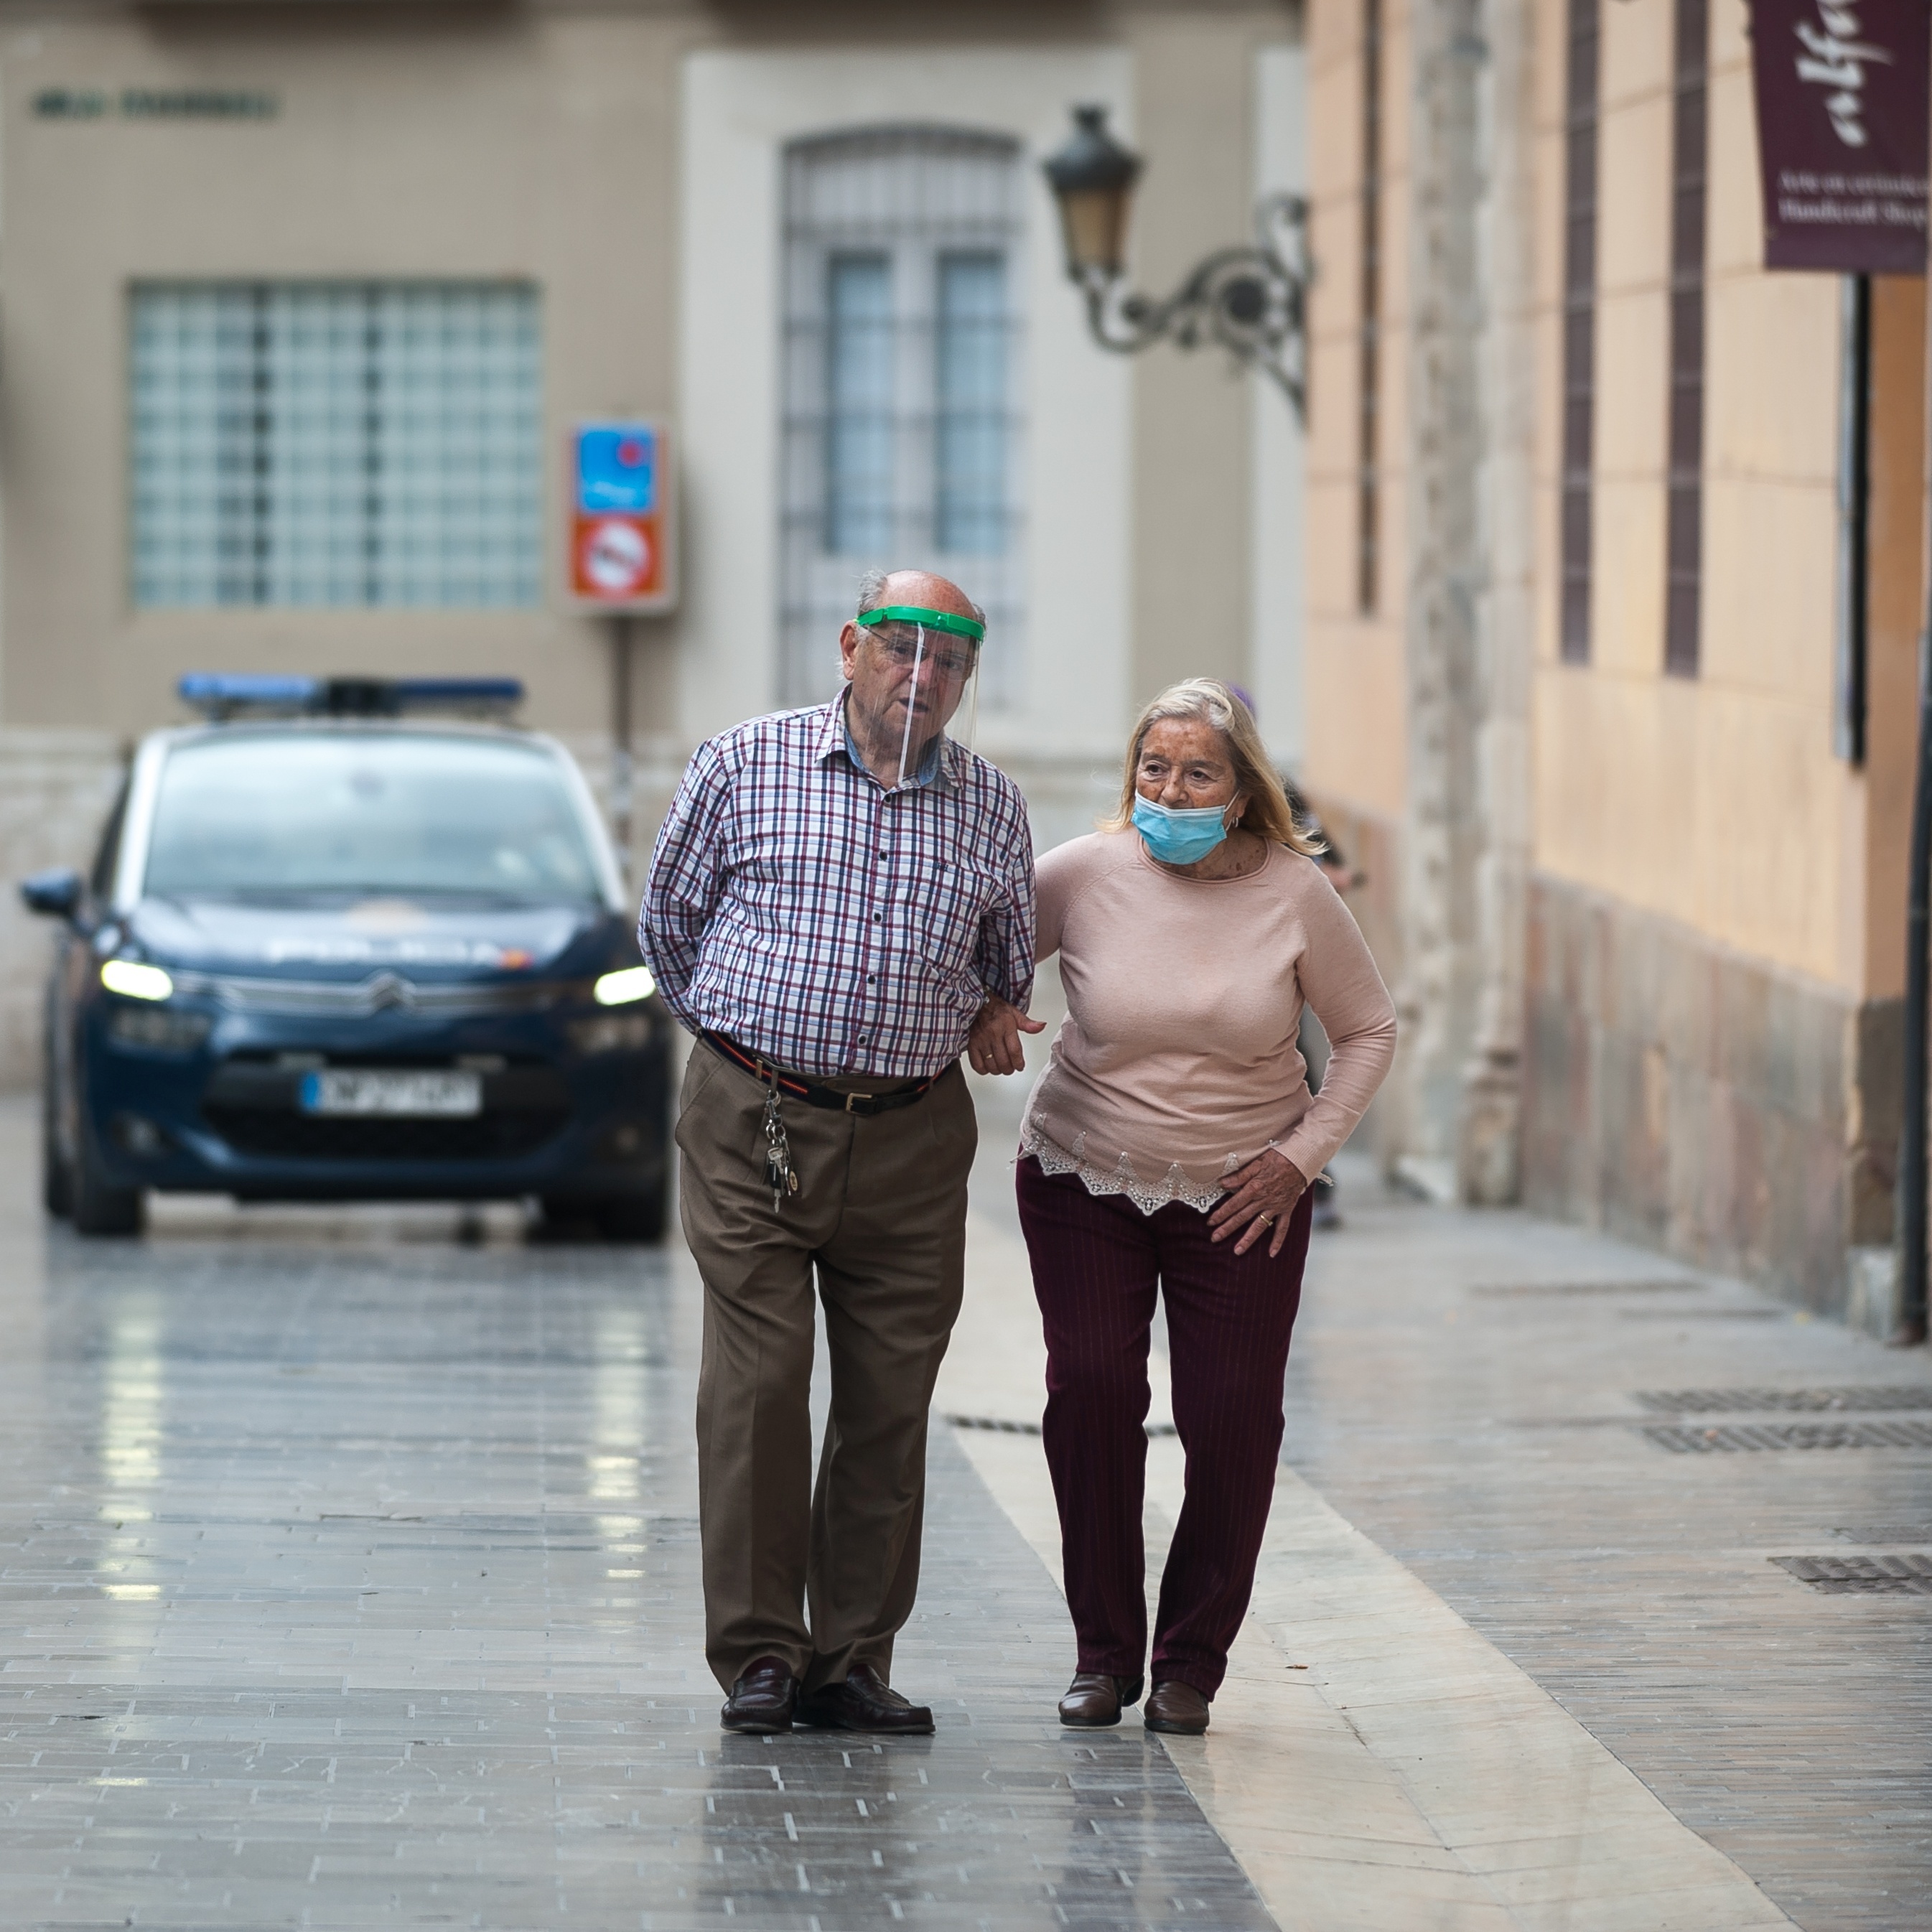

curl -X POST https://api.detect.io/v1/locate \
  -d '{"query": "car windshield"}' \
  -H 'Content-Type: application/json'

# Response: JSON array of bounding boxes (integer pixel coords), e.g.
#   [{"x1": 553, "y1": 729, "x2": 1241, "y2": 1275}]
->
[{"x1": 142, "y1": 732, "x2": 605, "y2": 904}]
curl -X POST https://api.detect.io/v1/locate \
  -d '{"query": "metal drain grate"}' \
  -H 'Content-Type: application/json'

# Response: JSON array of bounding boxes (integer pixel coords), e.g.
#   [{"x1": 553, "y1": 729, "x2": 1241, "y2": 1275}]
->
[
  {"x1": 1636, "y1": 1386, "x2": 1932, "y2": 1413},
  {"x1": 1643, "y1": 1421, "x2": 1932, "y2": 1452},
  {"x1": 1470, "y1": 1279, "x2": 1705, "y2": 1297},
  {"x1": 1772, "y1": 1554, "x2": 1932, "y2": 1595},
  {"x1": 943, "y1": 1414, "x2": 1179, "y2": 1439}
]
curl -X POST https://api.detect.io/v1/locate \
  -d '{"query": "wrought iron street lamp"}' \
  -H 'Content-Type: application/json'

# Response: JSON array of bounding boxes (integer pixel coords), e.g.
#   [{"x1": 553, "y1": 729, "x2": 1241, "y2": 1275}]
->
[{"x1": 1042, "y1": 104, "x2": 1310, "y2": 420}]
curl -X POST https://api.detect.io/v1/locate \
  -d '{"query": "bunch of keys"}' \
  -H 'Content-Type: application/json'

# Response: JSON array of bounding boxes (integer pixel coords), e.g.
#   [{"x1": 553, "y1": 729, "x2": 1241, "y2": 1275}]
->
[{"x1": 762, "y1": 1073, "x2": 798, "y2": 1210}]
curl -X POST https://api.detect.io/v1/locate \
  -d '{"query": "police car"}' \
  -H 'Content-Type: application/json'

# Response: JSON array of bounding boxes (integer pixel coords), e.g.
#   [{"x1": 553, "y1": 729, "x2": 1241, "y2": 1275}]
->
[{"x1": 22, "y1": 675, "x2": 668, "y2": 1238}]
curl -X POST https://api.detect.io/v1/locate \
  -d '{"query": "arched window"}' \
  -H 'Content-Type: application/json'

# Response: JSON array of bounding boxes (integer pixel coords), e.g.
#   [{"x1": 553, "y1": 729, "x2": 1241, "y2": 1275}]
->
[{"x1": 780, "y1": 126, "x2": 1025, "y2": 706}]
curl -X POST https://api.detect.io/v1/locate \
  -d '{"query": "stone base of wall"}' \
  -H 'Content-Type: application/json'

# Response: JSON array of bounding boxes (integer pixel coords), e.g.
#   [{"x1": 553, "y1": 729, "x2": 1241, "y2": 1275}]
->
[{"x1": 1523, "y1": 872, "x2": 1895, "y2": 1317}]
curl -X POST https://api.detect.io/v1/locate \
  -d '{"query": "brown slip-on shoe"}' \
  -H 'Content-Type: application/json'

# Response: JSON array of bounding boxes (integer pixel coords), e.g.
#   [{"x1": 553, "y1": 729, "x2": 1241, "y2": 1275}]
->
[
  {"x1": 721, "y1": 1656, "x2": 800, "y2": 1733},
  {"x1": 1143, "y1": 1680, "x2": 1210, "y2": 1735},
  {"x1": 795, "y1": 1661, "x2": 934, "y2": 1735},
  {"x1": 1057, "y1": 1673, "x2": 1145, "y2": 1728}
]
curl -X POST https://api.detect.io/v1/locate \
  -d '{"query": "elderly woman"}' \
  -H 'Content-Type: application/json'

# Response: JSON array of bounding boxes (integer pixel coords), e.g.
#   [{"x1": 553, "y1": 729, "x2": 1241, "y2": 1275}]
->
[{"x1": 970, "y1": 679, "x2": 1396, "y2": 1735}]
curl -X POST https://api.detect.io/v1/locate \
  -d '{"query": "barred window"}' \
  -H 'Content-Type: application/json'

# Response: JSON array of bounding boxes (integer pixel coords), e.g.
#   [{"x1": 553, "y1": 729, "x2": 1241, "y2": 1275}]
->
[
  {"x1": 780, "y1": 128, "x2": 1024, "y2": 706},
  {"x1": 1559, "y1": 0, "x2": 1600, "y2": 664},
  {"x1": 1663, "y1": 0, "x2": 1707, "y2": 678},
  {"x1": 130, "y1": 282, "x2": 542, "y2": 609},
  {"x1": 1357, "y1": 0, "x2": 1383, "y2": 617}
]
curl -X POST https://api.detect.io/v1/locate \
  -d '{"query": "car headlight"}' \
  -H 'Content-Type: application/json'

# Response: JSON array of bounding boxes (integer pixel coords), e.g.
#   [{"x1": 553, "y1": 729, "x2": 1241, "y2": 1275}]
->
[
  {"x1": 569, "y1": 1012, "x2": 654, "y2": 1055},
  {"x1": 108, "y1": 1006, "x2": 212, "y2": 1053},
  {"x1": 101, "y1": 958, "x2": 174, "y2": 1001},
  {"x1": 592, "y1": 966, "x2": 655, "y2": 1005}
]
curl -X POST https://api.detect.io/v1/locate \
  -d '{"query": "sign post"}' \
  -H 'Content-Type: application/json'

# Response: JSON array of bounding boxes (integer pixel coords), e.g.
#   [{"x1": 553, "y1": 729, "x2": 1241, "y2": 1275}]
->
[{"x1": 567, "y1": 420, "x2": 676, "y2": 879}]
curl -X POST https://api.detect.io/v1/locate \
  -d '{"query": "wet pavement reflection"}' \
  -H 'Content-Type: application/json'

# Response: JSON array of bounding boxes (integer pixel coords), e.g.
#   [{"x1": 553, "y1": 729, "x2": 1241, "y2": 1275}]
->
[{"x1": 0, "y1": 1114, "x2": 1269, "y2": 1930}]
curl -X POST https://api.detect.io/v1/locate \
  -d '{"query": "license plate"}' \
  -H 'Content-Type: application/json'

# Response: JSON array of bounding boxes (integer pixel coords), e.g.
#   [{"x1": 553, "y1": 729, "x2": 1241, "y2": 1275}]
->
[{"x1": 297, "y1": 1069, "x2": 482, "y2": 1118}]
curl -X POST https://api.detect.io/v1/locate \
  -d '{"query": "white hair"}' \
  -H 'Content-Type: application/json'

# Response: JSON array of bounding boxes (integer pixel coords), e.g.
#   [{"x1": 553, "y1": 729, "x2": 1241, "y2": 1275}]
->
[{"x1": 855, "y1": 567, "x2": 986, "y2": 632}]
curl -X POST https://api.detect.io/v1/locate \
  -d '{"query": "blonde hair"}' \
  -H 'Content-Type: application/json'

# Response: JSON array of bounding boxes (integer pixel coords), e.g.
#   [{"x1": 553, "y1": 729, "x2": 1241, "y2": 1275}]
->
[{"x1": 1103, "y1": 678, "x2": 1325, "y2": 856}]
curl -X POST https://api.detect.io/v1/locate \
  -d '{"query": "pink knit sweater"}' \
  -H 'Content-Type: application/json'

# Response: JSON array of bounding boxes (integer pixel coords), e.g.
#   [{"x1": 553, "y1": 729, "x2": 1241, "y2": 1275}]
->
[{"x1": 1017, "y1": 831, "x2": 1398, "y2": 1213}]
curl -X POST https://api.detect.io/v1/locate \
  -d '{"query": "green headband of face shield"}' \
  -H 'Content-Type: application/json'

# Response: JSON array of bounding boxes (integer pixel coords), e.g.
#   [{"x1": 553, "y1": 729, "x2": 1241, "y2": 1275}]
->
[{"x1": 858, "y1": 605, "x2": 986, "y2": 643}]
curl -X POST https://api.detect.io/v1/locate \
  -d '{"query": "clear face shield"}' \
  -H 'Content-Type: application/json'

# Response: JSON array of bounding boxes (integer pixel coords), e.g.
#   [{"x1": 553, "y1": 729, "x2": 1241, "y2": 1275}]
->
[{"x1": 853, "y1": 605, "x2": 982, "y2": 783}]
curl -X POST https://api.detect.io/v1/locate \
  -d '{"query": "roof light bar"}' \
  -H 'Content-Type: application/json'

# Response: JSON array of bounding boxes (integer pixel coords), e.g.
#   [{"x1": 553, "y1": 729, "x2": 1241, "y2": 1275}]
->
[{"x1": 178, "y1": 674, "x2": 526, "y2": 722}]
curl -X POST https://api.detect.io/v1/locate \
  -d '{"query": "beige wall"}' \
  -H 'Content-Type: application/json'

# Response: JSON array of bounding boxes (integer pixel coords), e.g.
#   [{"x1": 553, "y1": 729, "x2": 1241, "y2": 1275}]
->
[
  {"x1": 0, "y1": 0, "x2": 1305, "y2": 1083},
  {"x1": 1250, "y1": 42, "x2": 1310, "y2": 770},
  {"x1": 1527, "y1": 0, "x2": 1867, "y2": 994},
  {"x1": 0, "y1": 0, "x2": 1298, "y2": 765},
  {"x1": 0, "y1": 5, "x2": 692, "y2": 742},
  {"x1": 1301, "y1": 0, "x2": 1409, "y2": 829},
  {"x1": 1124, "y1": 9, "x2": 1258, "y2": 704}
]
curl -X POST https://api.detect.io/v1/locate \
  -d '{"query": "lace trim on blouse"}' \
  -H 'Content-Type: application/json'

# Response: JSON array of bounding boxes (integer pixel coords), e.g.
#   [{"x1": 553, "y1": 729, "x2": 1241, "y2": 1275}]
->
[{"x1": 1019, "y1": 1122, "x2": 1249, "y2": 1217}]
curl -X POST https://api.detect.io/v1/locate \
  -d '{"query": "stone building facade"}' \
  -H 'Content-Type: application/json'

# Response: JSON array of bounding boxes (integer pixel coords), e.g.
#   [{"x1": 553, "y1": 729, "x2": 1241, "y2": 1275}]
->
[
  {"x1": 0, "y1": 0, "x2": 1309, "y2": 1082},
  {"x1": 1305, "y1": 0, "x2": 1922, "y2": 1322}
]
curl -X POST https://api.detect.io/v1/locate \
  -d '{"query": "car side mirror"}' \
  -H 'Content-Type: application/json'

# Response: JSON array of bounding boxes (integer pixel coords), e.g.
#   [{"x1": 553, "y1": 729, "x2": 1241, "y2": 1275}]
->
[{"x1": 19, "y1": 867, "x2": 84, "y2": 922}]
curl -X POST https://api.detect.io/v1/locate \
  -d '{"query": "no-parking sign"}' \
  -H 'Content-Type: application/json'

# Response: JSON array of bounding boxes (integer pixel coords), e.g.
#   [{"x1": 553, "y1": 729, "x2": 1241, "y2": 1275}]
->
[{"x1": 567, "y1": 421, "x2": 676, "y2": 611}]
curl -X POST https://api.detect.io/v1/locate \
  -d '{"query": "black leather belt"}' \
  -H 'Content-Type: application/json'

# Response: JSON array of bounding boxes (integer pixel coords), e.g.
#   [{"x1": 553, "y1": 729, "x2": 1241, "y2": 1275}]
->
[{"x1": 701, "y1": 1032, "x2": 941, "y2": 1117}]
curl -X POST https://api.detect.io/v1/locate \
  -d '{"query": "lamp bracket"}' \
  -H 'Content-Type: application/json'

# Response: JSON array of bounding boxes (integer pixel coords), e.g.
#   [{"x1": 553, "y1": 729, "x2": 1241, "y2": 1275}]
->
[{"x1": 1077, "y1": 194, "x2": 1310, "y2": 419}]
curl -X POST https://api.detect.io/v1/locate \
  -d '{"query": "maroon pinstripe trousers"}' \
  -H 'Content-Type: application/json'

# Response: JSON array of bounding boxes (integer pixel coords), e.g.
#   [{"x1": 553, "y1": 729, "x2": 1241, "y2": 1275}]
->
[{"x1": 1015, "y1": 1154, "x2": 1315, "y2": 1699}]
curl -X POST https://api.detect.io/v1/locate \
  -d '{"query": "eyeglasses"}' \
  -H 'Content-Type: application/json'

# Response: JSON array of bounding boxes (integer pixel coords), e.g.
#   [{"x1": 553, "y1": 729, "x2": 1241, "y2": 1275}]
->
[{"x1": 860, "y1": 623, "x2": 978, "y2": 681}]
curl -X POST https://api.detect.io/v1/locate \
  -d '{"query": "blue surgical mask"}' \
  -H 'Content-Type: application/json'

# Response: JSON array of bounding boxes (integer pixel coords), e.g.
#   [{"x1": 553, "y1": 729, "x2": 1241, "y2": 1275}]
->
[{"x1": 1131, "y1": 795, "x2": 1231, "y2": 866}]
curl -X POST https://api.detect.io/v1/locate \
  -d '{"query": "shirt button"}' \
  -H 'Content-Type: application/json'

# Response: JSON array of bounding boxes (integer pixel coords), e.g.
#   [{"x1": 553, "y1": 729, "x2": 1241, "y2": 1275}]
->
[
  {"x1": 873, "y1": 913, "x2": 882, "y2": 922},
  {"x1": 868, "y1": 974, "x2": 877, "y2": 983}
]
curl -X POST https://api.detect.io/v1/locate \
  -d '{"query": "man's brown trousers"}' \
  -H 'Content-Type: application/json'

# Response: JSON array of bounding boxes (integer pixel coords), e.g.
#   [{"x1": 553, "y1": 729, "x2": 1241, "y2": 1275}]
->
[{"x1": 676, "y1": 1042, "x2": 975, "y2": 1693}]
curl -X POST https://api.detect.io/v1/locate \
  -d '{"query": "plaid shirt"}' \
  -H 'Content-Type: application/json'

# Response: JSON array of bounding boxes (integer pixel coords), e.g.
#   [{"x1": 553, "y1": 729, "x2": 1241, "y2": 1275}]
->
[{"x1": 638, "y1": 697, "x2": 1035, "y2": 1081}]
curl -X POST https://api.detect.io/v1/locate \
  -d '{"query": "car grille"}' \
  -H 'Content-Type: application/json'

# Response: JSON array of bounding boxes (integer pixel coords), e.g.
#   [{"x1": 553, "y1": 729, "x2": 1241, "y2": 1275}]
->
[
  {"x1": 203, "y1": 1108, "x2": 568, "y2": 1162},
  {"x1": 169, "y1": 967, "x2": 584, "y2": 1017}
]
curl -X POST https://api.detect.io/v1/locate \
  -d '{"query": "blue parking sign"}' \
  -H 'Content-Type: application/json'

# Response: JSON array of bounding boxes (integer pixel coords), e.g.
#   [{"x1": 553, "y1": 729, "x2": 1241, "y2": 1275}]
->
[{"x1": 577, "y1": 425, "x2": 656, "y2": 514}]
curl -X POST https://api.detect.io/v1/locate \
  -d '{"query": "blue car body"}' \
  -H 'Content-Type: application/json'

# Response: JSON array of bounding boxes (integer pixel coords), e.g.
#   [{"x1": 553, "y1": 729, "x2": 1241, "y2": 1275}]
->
[{"x1": 29, "y1": 710, "x2": 668, "y2": 1236}]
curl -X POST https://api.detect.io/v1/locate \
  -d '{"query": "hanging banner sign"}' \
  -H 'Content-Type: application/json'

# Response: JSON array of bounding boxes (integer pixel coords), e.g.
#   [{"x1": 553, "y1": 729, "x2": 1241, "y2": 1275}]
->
[
  {"x1": 567, "y1": 421, "x2": 676, "y2": 611},
  {"x1": 1748, "y1": 0, "x2": 1928, "y2": 274}
]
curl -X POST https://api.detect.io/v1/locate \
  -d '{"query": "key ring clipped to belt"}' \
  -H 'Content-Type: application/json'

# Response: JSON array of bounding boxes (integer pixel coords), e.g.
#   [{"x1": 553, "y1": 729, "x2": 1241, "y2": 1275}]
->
[
  {"x1": 701, "y1": 1031, "x2": 941, "y2": 1214},
  {"x1": 760, "y1": 1068, "x2": 799, "y2": 1211}
]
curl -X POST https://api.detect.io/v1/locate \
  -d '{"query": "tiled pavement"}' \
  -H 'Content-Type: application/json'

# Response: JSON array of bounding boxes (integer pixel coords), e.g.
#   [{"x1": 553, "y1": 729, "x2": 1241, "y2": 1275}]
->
[
  {"x1": 957, "y1": 1083, "x2": 1930, "y2": 1932},
  {"x1": 0, "y1": 1101, "x2": 1270, "y2": 1931},
  {"x1": 0, "y1": 1072, "x2": 1928, "y2": 1930},
  {"x1": 1273, "y1": 1170, "x2": 1932, "y2": 1931}
]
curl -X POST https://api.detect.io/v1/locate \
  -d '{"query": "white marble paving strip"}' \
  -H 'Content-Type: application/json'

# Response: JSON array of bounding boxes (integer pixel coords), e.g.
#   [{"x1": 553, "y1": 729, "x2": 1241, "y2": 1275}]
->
[{"x1": 949, "y1": 1208, "x2": 1796, "y2": 1932}]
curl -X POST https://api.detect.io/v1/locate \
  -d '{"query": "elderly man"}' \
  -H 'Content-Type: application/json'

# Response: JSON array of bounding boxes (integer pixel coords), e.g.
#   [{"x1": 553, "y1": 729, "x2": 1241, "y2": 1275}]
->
[{"x1": 638, "y1": 569, "x2": 1034, "y2": 1735}]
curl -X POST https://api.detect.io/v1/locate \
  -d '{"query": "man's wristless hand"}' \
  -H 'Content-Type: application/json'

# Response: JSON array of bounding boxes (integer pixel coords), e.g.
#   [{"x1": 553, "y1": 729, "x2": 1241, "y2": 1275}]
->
[{"x1": 967, "y1": 994, "x2": 1046, "y2": 1077}]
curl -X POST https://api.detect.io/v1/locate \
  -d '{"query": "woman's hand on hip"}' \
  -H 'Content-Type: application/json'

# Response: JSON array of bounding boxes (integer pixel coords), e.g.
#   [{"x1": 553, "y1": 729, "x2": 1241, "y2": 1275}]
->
[
  {"x1": 967, "y1": 994, "x2": 1047, "y2": 1075},
  {"x1": 1208, "y1": 1148, "x2": 1310, "y2": 1257}
]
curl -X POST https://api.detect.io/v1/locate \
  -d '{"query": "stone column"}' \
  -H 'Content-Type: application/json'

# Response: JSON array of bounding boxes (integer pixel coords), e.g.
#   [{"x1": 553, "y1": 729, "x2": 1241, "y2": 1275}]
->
[
  {"x1": 1457, "y1": 0, "x2": 1536, "y2": 1205},
  {"x1": 1396, "y1": 0, "x2": 1485, "y2": 1198},
  {"x1": 1394, "y1": 0, "x2": 1534, "y2": 1206}
]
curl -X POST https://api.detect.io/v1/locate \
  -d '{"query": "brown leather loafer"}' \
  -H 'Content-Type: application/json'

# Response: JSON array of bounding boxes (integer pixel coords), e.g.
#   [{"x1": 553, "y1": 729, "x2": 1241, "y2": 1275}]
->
[
  {"x1": 795, "y1": 1661, "x2": 934, "y2": 1735},
  {"x1": 1058, "y1": 1672, "x2": 1145, "y2": 1728},
  {"x1": 1143, "y1": 1680, "x2": 1210, "y2": 1735},
  {"x1": 721, "y1": 1656, "x2": 800, "y2": 1733}
]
